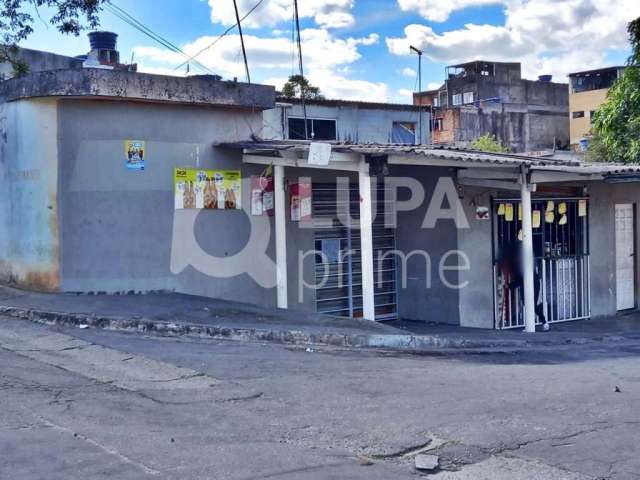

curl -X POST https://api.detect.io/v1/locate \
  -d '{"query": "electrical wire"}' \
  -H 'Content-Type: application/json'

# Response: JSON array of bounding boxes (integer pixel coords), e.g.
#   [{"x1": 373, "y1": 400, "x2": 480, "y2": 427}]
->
[
  {"x1": 173, "y1": 0, "x2": 267, "y2": 71},
  {"x1": 104, "y1": 1, "x2": 212, "y2": 74}
]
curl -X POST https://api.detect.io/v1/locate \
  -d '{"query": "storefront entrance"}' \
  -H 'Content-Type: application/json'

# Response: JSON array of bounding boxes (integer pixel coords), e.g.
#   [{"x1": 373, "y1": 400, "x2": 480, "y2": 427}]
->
[
  {"x1": 493, "y1": 197, "x2": 591, "y2": 329},
  {"x1": 311, "y1": 182, "x2": 398, "y2": 320}
]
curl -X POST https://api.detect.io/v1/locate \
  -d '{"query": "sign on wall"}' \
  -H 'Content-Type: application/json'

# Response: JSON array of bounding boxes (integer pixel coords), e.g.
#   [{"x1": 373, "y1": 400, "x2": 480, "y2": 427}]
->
[
  {"x1": 125, "y1": 140, "x2": 146, "y2": 170},
  {"x1": 174, "y1": 168, "x2": 242, "y2": 210}
]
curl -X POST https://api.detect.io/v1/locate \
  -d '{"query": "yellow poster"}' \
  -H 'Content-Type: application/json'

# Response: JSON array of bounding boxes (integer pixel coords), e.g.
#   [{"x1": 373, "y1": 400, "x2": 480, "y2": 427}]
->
[
  {"x1": 558, "y1": 202, "x2": 567, "y2": 214},
  {"x1": 174, "y1": 168, "x2": 241, "y2": 210},
  {"x1": 578, "y1": 199, "x2": 587, "y2": 217},
  {"x1": 504, "y1": 203, "x2": 514, "y2": 222},
  {"x1": 497, "y1": 204, "x2": 505, "y2": 216},
  {"x1": 533, "y1": 210, "x2": 541, "y2": 228},
  {"x1": 545, "y1": 211, "x2": 555, "y2": 223},
  {"x1": 518, "y1": 204, "x2": 522, "y2": 221},
  {"x1": 546, "y1": 200, "x2": 555, "y2": 212},
  {"x1": 125, "y1": 140, "x2": 145, "y2": 170}
]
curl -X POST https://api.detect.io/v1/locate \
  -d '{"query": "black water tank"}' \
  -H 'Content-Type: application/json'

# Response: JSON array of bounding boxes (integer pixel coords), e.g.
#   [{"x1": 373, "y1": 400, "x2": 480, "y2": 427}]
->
[{"x1": 88, "y1": 31, "x2": 118, "y2": 51}]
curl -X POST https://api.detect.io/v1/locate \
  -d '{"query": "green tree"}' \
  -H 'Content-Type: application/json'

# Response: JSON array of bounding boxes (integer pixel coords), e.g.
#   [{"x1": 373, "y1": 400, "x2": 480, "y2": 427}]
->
[
  {"x1": 1, "y1": 0, "x2": 106, "y2": 76},
  {"x1": 589, "y1": 17, "x2": 640, "y2": 163},
  {"x1": 470, "y1": 133, "x2": 509, "y2": 153},
  {"x1": 281, "y1": 75, "x2": 324, "y2": 100}
]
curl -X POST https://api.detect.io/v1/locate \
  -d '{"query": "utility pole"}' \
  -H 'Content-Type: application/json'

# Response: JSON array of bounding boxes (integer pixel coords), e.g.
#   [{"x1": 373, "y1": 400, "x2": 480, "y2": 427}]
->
[
  {"x1": 293, "y1": 0, "x2": 308, "y2": 140},
  {"x1": 233, "y1": 0, "x2": 251, "y2": 83},
  {"x1": 410, "y1": 45, "x2": 423, "y2": 144}
]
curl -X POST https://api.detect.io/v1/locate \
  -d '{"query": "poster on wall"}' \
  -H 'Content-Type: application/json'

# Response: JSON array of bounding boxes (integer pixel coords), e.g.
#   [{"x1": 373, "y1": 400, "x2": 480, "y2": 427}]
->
[
  {"x1": 289, "y1": 180, "x2": 312, "y2": 222},
  {"x1": 174, "y1": 168, "x2": 242, "y2": 210},
  {"x1": 125, "y1": 140, "x2": 146, "y2": 170}
]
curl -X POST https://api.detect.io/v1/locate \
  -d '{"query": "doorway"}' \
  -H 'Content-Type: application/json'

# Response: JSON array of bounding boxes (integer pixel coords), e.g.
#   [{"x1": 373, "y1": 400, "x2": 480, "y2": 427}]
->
[
  {"x1": 493, "y1": 197, "x2": 590, "y2": 329},
  {"x1": 615, "y1": 203, "x2": 636, "y2": 311},
  {"x1": 311, "y1": 182, "x2": 398, "y2": 320}
]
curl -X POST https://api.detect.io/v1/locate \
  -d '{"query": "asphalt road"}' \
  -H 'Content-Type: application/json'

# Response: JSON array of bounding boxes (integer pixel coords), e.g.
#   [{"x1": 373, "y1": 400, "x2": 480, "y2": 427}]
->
[{"x1": 1, "y1": 317, "x2": 640, "y2": 479}]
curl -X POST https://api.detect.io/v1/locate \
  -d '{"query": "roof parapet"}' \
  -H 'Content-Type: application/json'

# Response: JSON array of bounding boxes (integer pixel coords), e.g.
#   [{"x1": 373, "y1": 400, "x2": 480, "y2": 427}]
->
[{"x1": 0, "y1": 68, "x2": 275, "y2": 109}]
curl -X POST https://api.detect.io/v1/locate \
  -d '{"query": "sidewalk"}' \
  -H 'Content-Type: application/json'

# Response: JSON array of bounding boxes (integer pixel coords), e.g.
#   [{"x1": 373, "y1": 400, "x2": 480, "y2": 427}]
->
[{"x1": 2, "y1": 285, "x2": 640, "y2": 352}]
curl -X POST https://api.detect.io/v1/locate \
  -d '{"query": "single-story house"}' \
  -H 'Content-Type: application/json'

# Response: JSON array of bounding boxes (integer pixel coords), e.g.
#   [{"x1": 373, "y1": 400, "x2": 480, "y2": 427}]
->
[{"x1": 1, "y1": 43, "x2": 639, "y2": 331}]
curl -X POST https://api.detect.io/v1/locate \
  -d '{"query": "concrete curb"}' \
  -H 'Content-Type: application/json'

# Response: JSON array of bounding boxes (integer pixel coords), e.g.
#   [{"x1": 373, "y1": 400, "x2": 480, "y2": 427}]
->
[{"x1": 1, "y1": 305, "x2": 637, "y2": 352}]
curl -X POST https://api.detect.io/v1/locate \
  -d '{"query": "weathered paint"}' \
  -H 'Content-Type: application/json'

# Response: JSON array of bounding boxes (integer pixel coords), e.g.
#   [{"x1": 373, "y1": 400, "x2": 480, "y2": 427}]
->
[
  {"x1": 0, "y1": 98, "x2": 60, "y2": 291},
  {"x1": 263, "y1": 103, "x2": 432, "y2": 144}
]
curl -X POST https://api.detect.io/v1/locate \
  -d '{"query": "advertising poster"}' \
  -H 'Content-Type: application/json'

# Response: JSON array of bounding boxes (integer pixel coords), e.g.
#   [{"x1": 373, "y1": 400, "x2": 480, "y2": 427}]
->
[
  {"x1": 289, "y1": 180, "x2": 312, "y2": 222},
  {"x1": 125, "y1": 140, "x2": 146, "y2": 170},
  {"x1": 174, "y1": 168, "x2": 242, "y2": 210}
]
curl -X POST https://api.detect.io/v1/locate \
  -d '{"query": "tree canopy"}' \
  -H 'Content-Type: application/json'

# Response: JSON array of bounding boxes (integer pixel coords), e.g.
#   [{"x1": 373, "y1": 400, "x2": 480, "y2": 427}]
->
[
  {"x1": 589, "y1": 17, "x2": 640, "y2": 163},
  {"x1": 281, "y1": 75, "x2": 324, "y2": 100},
  {"x1": 1, "y1": 0, "x2": 106, "y2": 75}
]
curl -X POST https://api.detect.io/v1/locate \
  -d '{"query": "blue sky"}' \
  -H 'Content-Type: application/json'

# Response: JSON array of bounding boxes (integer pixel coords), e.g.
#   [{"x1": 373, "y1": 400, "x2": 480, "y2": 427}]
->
[{"x1": 20, "y1": 0, "x2": 638, "y2": 102}]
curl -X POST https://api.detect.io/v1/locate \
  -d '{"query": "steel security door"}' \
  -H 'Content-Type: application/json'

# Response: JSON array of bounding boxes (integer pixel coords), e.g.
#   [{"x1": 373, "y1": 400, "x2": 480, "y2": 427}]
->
[{"x1": 615, "y1": 204, "x2": 636, "y2": 311}]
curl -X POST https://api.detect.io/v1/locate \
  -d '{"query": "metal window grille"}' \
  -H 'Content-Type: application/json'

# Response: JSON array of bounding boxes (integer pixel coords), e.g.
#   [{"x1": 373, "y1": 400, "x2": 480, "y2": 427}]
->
[{"x1": 492, "y1": 197, "x2": 591, "y2": 329}]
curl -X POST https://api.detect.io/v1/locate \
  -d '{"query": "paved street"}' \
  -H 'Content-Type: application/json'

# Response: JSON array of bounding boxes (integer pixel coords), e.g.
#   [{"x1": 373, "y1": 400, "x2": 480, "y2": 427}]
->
[{"x1": 1, "y1": 317, "x2": 640, "y2": 479}]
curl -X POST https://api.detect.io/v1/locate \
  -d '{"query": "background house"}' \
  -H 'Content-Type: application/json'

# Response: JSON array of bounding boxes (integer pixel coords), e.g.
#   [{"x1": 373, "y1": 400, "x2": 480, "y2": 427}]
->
[
  {"x1": 414, "y1": 61, "x2": 569, "y2": 153},
  {"x1": 568, "y1": 66, "x2": 626, "y2": 149},
  {"x1": 263, "y1": 97, "x2": 431, "y2": 145}
]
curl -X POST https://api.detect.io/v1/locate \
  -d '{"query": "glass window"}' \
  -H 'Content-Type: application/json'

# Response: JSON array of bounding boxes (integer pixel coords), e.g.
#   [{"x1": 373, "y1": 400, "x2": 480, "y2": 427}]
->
[
  {"x1": 572, "y1": 111, "x2": 585, "y2": 119},
  {"x1": 452, "y1": 94, "x2": 462, "y2": 106},
  {"x1": 391, "y1": 122, "x2": 416, "y2": 144},
  {"x1": 288, "y1": 118, "x2": 337, "y2": 140},
  {"x1": 463, "y1": 92, "x2": 474, "y2": 104}
]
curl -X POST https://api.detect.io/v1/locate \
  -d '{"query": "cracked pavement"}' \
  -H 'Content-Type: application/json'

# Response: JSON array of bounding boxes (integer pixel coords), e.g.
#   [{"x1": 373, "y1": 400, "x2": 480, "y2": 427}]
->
[{"x1": 1, "y1": 317, "x2": 640, "y2": 479}]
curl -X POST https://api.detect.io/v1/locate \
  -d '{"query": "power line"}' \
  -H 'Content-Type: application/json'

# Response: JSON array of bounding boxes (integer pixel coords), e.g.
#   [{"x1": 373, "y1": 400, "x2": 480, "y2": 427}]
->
[
  {"x1": 233, "y1": 0, "x2": 251, "y2": 83},
  {"x1": 173, "y1": 0, "x2": 267, "y2": 72},
  {"x1": 104, "y1": 1, "x2": 212, "y2": 74},
  {"x1": 105, "y1": 1, "x2": 211, "y2": 73}
]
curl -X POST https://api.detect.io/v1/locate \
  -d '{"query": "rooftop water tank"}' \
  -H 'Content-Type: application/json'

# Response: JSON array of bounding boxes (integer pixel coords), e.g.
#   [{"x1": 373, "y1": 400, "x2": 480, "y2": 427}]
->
[{"x1": 89, "y1": 31, "x2": 118, "y2": 51}]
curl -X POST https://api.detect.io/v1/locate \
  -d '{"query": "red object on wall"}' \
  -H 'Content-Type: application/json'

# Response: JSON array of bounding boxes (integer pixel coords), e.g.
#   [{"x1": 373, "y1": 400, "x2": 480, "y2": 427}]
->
[
  {"x1": 289, "y1": 180, "x2": 312, "y2": 222},
  {"x1": 250, "y1": 175, "x2": 274, "y2": 216}
]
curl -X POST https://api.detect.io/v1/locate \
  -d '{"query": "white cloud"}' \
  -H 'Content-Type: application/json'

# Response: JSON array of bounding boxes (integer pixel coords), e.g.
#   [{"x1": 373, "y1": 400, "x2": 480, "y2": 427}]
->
[
  {"x1": 387, "y1": 0, "x2": 640, "y2": 80},
  {"x1": 208, "y1": 0, "x2": 355, "y2": 29},
  {"x1": 401, "y1": 67, "x2": 417, "y2": 77},
  {"x1": 396, "y1": 88, "x2": 415, "y2": 100},
  {"x1": 134, "y1": 29, "x2": 377, "y2": 77},
  {"x1": 133, "y1": 28, "x2": 387, "y2": 102},
  {"x1": 397, "y1": 0, "x2": 502, "y2": 22}
]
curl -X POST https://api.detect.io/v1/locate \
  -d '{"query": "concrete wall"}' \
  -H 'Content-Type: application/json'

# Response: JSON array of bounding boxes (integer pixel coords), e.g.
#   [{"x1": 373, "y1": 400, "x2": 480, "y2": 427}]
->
[
  {"x1": 0, "y1": 48, "x2": 83, "y2": 80},
  {"x1": 0, "y1": 98, "x2": 60, "y2": 290},
  {"x1": 391, "y1": 165, "x2": 461, "y2": 324},
  {"x1": 57, "y1": 99, "x2": 277, "y2": 306},
  {"x1": 264, "y1": 103, "x2": 431, "y2": 144},
  {"x1": 587, "y1": 181, "x2": 640, "y2": 317},
  {"x1": 455, "y1": 104, "x2": 569, "y2": 152}
]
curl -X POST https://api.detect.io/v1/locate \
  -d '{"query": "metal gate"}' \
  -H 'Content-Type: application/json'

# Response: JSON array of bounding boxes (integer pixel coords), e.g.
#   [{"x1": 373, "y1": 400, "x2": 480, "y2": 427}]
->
[
  {"x1": 312, "y1": 182, "x2": 397, "y2": 320},
  {"x1": 493, "y1": 197, "x2": 590, "y2": 329}
]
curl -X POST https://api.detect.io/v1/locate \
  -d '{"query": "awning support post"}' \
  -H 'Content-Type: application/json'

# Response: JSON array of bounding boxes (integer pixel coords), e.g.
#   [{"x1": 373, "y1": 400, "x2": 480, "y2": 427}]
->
[
  {"x1": 359, "y1": 161, "x2": 376, "y2": 321},
  {"x1": 520, "y1": 167, "x2": 536, "y2": 333},
  {"x1": 274, "y1": 165, "x2": 288, "y2": 309}
]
